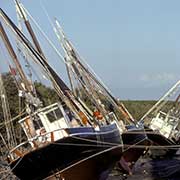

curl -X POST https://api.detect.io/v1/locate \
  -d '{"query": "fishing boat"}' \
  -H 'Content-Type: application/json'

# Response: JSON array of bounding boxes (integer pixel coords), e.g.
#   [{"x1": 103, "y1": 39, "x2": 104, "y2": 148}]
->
[
  {"x1": 9, "y1": 102, "x2": 122, "y2": 180},
  {"x1": 140, "y1": 80, "x2": 180, "y2": 157},
  {"x1": 50, "y1": 14, "x2": 150, "y2": 174},
  {"x1": 2, "y1": 0, "x2": 149, "y2": 175},
  {"x1": 0, "y1": 8, "x2": 124, "y2": 180}
]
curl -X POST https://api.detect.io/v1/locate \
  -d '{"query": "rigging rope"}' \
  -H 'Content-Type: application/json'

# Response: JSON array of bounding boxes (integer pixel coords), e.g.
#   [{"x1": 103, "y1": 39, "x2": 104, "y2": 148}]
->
[
  {"x1": 1, "y1": 155, "x2": 24, "y2": 180},
  {"x1": 43, "y1": 145, "x2": 122, "y2": 180},
  {"x1": 22, "y1": 5, "x2": 65, "y2": 63}
]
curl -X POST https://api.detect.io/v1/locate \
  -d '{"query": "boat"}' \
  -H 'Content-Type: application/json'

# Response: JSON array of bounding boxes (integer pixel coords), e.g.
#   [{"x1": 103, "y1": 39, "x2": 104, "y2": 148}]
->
[
  {"x1": 8, "y1": 0, "x2": 149, "y2": 174},
  {"x1": 0, "y1": 7, "x2": 123, "y2": 180},
  {"x1": 51, "y1": 15, "x2": 150, "y2": 174},
  {"x1": 9, "y1": 103, "x2": 122, "y2": 180},
  {"x1": 140, "y1": 80, "x2": 180, "y2": 157}
]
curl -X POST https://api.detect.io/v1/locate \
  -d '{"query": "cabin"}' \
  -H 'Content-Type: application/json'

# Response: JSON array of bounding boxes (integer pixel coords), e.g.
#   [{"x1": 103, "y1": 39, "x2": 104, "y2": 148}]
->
[
  {"x1": 150, "y1": 111, "x2": 180, "y2": 141},
  {"x1": 18, "y1": 102, "x2": 71, "y2": 144}
]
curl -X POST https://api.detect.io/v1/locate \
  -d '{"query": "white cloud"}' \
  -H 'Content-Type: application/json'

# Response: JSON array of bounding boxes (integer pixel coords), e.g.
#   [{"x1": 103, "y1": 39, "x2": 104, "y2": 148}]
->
[{"x1": 140, "y1": 73, "x2": 179, "y2": 87}]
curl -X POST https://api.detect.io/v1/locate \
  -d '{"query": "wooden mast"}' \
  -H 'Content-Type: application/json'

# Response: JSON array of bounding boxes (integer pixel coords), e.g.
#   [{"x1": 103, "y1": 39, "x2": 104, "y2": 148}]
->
[
  {"x1": 0, "y1": 22, "x2": 31, "y2": 92},
  {"x1": 0, "y1": 8, "x2": 92, "y2": 126},
  {"x1": 54, "y1": 19, "x2": 137, "y2": 125},
  {"x1": 15, "y1": 0, "x2": 45, "y2": 57}
]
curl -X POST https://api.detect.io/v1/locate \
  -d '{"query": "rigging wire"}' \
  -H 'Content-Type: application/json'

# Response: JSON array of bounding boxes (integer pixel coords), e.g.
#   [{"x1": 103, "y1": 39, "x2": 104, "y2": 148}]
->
[
  {"x1": 140, "y1": 80, "x2": 180, "y2": 122},
  {"x1": 23, "y1": 2, "x2": 117, "y2": 106},
  {"x1": 16, "y1": 4, "x2": 135, "y2": 124},
  {"x1": 0, "y1": 109, "x2": 26, "y2": 129},
  {"x1": 1, "y1": 5, "x2": 180, "y2": 180},
  {"x1": 0, "y1": 44, "x2": 18, "y2": 148},
  {"x1": 43, "y1": 145, "x2": 121, "y2": 180},
  {"x1": 21, "y1": 4, "x2": 65, "y2": 63},
  {"x1": 1, "y1": 12, "x2": 93, "y2": 126},
  {"x1": 40, "y1": 1, "x2": 116, "y2": 100},
  {"x1": 1, "y1": 156, "x2": 24, "y2": 180}
]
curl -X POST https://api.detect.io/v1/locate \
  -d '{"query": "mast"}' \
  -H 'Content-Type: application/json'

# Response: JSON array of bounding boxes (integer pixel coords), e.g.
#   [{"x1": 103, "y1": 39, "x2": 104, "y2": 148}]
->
[
  {"x1": 53, "y1": 20, "x2": 112, "y2": 122},
  {"x1": 14, "y1": 0, "x2": 45, "y2": 57},
  {"x1": 0, "y1": 22, "x2": 31, "y2": 92},
  {"x1": 65, "y1": 60, "x2": 76, "y2": 95},
  {"x1": 0, "y1": 20, "x2": 44, "y2": 142},
  {"x1": 141, "y1": 80, "x2": 180, "y2": 124},
  {"x1": 0, "y1": 8, "x2": 92, "y2": 126},
  {"x1": 54, "y1": 19, "x2": 136, "y2": 125},
  {"x1": 13, "y1": 2, "x2": 97, "y2": 125}
]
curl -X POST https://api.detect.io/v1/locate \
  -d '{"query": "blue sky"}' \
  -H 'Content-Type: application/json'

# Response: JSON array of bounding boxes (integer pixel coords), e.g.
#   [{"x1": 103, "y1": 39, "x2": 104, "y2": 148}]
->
[{"x1": 1, "y1": 0, "x2": 180, "y2": 100}]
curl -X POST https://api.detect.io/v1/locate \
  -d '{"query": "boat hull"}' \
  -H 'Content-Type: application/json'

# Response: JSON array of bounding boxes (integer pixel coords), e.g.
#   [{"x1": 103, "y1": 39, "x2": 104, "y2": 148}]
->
[
  {"x1": 46, "y1": 146, "x2": 122, "y2": 180},
  {"x1": 10, "y1": 123, "x2": 122, "y2": 180},
  {"x1": 119, "y1": 125, "x2": 150, "y2": 173},
  {"x1": 145, "y1": 128, "x2": 177, "y2": 157}
]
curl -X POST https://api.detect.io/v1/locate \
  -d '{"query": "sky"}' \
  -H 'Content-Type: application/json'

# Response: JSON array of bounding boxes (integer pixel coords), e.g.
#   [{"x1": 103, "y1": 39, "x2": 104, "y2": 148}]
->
[{"x1": 1, "y1": 0, "x2": 180, "y2": 100}]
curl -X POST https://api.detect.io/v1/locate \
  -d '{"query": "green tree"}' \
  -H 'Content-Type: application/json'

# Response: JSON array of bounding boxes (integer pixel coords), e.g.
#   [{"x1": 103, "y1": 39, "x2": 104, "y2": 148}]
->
[{"x1": 34, "y1": 81, "x2": 59, "y2": 106}]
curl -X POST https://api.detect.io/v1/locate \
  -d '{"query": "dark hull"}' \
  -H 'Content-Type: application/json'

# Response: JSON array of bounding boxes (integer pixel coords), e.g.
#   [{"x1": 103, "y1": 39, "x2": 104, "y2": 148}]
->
[
  {"x1": 145, "y1": 128, "x2": 177, "y2": 157},
  {"x1": 119, "y1": 125, "x2": 150, "y2": 173},
  {"x1": 46, "y1": 146, "x2": 122, "y2": 180},
  {"x1": 10, "y1": 123, "x2": 122, "y2": 180}
]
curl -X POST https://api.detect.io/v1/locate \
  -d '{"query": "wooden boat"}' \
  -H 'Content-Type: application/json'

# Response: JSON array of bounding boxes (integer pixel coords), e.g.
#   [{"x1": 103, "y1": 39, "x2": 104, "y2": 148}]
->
[
  {"x1": 9, "y1": 103, "x2": 122, "y2": 180},
  {"x1": 140, "y1": 81, "x2": 180, "y2": 157},
  {"x1": 0, "y1": 8, "x2": 123, "y2": 180},
  {"x1": 52, "y1": 17, "x2": 150, "y2": 174}
]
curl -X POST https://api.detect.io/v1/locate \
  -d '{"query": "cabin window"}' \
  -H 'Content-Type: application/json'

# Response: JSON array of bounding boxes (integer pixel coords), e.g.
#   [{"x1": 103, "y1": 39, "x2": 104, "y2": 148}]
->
[
  {"x1": 159, "y1": 113, "x2": 165, "y2": 120},
  {"x1": 46, "y1": 108, "x2": 63, "y2": 123},
  {"x1": 33, "y1": 116, "x2": 43, "y2": 130}
]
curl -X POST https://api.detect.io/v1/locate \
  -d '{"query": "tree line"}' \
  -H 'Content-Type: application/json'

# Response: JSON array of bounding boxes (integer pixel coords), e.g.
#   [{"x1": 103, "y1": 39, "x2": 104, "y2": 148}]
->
[{"x1": 0, "y1": 72, "x2": 157, "y2": 123}]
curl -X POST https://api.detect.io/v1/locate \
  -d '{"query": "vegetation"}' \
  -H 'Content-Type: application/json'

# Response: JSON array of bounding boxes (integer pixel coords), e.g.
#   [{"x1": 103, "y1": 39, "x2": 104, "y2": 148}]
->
[
  {"x1": 0, "y1": 72, "x2": 158, "y2": 122},
  {"x1": 0, "y1": 73, "x2": 59, "y2": 121},
  {"x1": 0, "y1": 73, "x2": 19, "y2": 120},
  {"x1": 34, "y1": 81, "x2": 59, "y2": 106},
  {"x1": 122, "y1": 100, "x2": 156, "y2": 120}
]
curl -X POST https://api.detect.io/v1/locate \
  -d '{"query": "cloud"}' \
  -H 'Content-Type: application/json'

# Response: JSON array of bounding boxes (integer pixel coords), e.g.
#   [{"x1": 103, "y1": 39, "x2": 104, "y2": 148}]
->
[{"x1": 140, "y1": 72, "x2": 178, "y2": 87}]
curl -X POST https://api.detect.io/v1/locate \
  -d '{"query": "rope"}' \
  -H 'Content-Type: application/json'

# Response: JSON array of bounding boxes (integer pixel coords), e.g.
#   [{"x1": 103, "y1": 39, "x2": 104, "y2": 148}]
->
[
  {"x1": 0, "y1": 109, "x2": 26, "y2": 129},
  {"x1": 43, "y1": 145, "x2": 122, "y2": 180},
  {"x1": 51, "y1": 142, "x2": 114, "y2": 148},
  {"x1": 22, "y1": 5, "x2": 65, "y2": 63},
  {"x1": 140, "y1": 80, "x2": 180, "y2": 122},
  {"x1": 70, "y1": 133, "x2": 120, "y2": 146},
  {"x1": 1, "y1": 156, "x2": 24, "y2": 180},
  {"x1": 123, "y1": 137, "x2": 148, "y2": 152}
]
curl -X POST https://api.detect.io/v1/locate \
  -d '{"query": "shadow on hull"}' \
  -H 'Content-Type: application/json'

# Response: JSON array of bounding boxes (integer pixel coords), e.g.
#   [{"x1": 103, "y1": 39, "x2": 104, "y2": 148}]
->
[{"x1": 119, "y1": 125, "x2": 151, "y2": 174}]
